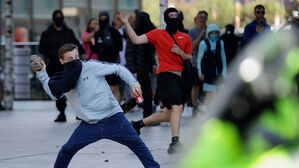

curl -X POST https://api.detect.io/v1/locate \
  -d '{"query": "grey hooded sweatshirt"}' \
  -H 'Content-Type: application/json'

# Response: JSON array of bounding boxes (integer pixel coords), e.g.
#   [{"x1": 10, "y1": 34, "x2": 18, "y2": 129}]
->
[{"x1": 37, "y1": 60, "x2": 138, "y2": 124}]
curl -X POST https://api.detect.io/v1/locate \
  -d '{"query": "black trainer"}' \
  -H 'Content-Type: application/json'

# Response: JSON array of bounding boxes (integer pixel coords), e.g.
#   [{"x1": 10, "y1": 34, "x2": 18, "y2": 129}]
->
[
  {"x1": 54, "y1": 114, "x2": 66, "y2": 122},
  {"x1": 167, "y1": 142, "x2": 182, "y2": 154},
  {"x1": 131, "y1": 121, "x2": 141, "y2": 135}
]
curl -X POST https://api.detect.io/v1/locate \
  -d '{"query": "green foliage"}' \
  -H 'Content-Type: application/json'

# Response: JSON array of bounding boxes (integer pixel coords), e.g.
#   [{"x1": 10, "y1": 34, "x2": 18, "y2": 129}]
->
[
  {"x1": 141, "y1": 0, "x2": 286, "y2": 31},
  {"x1": 142, "y1": 0, "x2": 160, "y2": 28},
  {"x1": 174, "y1": 1, "x2": 200, "y2": 30},
  {"x1": 195, "y1": 0, "x2": 236, "y2": 30}
]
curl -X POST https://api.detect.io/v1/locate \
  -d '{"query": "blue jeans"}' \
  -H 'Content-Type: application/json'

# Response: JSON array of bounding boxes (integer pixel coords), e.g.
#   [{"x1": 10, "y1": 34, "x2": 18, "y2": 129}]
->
[{"x1": 54, "y1": 112, "x2": 160, "y2": 168}]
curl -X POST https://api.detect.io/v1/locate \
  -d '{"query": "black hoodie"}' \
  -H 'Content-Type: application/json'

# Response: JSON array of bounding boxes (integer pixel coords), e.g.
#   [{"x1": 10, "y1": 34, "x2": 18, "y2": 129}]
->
[
  {"x1": 125, "y1": 11, "x2": 156, "y2": 73},
  {"x1": 39, "y1": 24, "x2": 85, "y2": 77},
  {"x1": 91, "y1": 11, "x2": 123, "y2": 63}
]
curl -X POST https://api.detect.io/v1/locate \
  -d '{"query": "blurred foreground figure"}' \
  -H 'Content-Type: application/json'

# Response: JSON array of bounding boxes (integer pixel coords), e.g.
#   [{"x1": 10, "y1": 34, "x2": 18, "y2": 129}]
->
[{"x1": 179, "y1": 25, "x2": 299, "y2": 168}]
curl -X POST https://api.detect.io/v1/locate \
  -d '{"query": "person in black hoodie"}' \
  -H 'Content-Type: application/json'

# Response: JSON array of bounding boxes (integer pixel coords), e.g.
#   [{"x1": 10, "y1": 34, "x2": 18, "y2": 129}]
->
[
  {"x1": 91, "y1": 11, "x2": 123, "y2": 103},
  {"x1": 177, "y1": 10, "x2": 189, "y2": 34},
  {"x1": 125, "y1": 11, "x2": 156, "y2": 118},
  {"x1": 177, "y1": 10, "x2": 193, "y2": 107},
  {"x1": 39, "y1": 9, "x2": 85, "y2": 122},
  {"x1": 220, "y1": 24, "x2": 242, "y2": 66}
]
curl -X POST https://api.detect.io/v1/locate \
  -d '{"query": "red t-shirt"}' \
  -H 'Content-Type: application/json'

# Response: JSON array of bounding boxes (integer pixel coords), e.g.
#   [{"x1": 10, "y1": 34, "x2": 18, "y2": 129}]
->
[{"x1": 145, "y1": 29, "x2": 192, "y2": 74}]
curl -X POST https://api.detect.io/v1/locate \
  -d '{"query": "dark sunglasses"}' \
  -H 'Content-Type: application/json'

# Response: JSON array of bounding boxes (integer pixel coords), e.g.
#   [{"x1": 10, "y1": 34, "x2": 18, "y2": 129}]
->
[{"x1": 256, "y1": 11, "x2": 265, "y2": 14}]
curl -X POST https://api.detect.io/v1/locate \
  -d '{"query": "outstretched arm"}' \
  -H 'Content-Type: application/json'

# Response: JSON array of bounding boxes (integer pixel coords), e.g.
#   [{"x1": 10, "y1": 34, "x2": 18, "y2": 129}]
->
[
  {"x1": 191, "y1": 29, "x2": 206, "y2": 49},
  {"x1": 31, "y1": 60, "x2": 62, "y2": 100},
  {"x1": 119, "y1": 12, "x2": 148, "y2": 45}
]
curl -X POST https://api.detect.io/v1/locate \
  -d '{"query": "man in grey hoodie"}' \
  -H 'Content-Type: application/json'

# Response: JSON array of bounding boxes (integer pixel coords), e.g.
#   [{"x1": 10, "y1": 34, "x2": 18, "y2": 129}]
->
[{"x1": 31, "y1": 43, "x2": 160, "y2": 168}]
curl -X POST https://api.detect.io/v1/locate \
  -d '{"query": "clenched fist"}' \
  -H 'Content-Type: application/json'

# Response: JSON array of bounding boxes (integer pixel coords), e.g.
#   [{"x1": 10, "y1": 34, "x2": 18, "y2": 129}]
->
[{"x1": 30, "y1": 55, "x2": 45, "y2": 72}]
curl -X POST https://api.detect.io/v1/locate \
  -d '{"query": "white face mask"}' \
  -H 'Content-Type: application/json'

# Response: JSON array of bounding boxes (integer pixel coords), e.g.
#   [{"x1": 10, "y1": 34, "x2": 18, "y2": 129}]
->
[{"x1": 209, "y1": 34, "x2": 218, "y2": 41}]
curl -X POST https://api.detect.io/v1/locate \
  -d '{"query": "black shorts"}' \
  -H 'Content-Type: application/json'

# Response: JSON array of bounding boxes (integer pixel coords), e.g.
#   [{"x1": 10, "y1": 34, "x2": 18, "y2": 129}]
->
[
  {"x1": 105, "y1": 74, "x2": 121, "y2": 86},
  {"x1": 157, "y1": 72, "x2": 184, "y2": 109}
]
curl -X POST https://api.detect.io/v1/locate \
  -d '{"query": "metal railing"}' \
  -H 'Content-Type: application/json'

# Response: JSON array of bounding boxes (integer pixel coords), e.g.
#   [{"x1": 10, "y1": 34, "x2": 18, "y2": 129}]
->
[{"x1": 1, "y1": 42, "x2": 50, "y2": 100}]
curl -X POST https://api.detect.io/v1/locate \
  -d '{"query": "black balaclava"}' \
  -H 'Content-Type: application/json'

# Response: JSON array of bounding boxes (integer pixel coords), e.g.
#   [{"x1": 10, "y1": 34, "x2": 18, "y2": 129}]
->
[
  {"x1": 225, "y1": 24, "x2": 235, "y2": 35},
  {"x1": 99, "y1": 11, "x2": 110, "y2": 30},
  {"x1": 52, "y1": 9, "x2": 64, "y2": 28},
  {"x1": 164, "y1": 7, "x2": 179, "y2": 34},
  {"x1": 135, "y1": 11, "x2": 155, "y2": 35}
]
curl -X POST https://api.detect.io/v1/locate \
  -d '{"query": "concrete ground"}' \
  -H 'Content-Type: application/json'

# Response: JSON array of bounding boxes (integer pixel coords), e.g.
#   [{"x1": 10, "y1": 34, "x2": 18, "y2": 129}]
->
[{"x1": 0, "y1": 101, "x2": 195, "y2": 168}]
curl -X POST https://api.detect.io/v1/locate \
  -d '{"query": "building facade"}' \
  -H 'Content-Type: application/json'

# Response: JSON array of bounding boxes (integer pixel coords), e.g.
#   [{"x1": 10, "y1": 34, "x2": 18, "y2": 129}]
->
[{"x1": 0, "y1": 0, "x2": 141, "y2": 42}]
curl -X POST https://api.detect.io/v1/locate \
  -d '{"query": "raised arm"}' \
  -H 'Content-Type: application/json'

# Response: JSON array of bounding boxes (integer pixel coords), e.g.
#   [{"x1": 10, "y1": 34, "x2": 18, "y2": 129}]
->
[
  {"x1": 31, "y1": 60, "x2": 62, "y2": 100},
  {"x1": 119, "y1": 12, "x2": 148, "y2": 45},
  {"x1": 191, "y1": 29, "x2": 206, "y2": 49},
  {"x1": 82, "y1": 31, "x2": 96, "y2": 43}
]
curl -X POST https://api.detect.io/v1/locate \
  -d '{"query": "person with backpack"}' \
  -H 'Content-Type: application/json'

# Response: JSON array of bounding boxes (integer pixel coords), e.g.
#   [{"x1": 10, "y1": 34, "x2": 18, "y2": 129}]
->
[
  {"x1": 197, "y1": 24, "x2": 227, "y2": 106},
  {"x1": 220, "y1": 24, "x2": 242, "y2": 66}
]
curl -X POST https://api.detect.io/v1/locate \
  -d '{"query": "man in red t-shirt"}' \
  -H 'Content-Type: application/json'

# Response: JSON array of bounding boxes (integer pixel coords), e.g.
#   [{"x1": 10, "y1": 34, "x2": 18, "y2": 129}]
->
[{"x1": 120, "y1": 8, "x2": 192, "y2": 154}]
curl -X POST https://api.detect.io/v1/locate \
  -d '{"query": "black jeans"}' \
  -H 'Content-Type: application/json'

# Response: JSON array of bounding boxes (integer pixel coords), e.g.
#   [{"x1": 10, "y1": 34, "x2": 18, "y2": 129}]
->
[{"x1": 56, "y1": 97, "x2": 66, "y2": 114}]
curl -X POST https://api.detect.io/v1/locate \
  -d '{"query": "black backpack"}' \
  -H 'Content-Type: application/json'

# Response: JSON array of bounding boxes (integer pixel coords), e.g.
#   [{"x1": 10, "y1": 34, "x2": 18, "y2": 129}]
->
[{"x1": 201, "y1": 39, "x2": 223, "y2": 84}]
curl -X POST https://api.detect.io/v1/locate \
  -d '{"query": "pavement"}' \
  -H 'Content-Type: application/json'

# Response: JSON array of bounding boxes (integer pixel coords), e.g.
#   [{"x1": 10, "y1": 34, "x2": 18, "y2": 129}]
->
[{"x1": 0, "y1": 100, "x2": 196, "y2": 168}]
